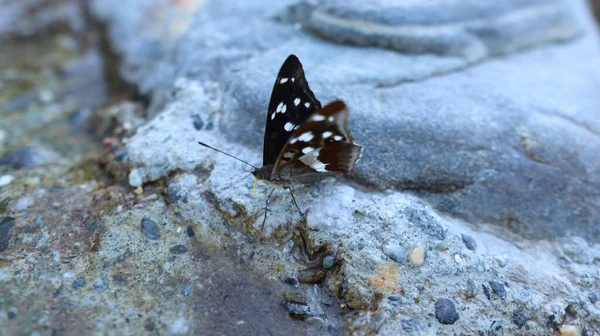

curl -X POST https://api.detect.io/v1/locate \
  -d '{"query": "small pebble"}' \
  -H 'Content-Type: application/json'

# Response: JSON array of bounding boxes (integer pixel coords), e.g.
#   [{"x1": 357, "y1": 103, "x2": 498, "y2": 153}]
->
[
  {"x1": 322, "y1": 253, "x2": 336, "y2": 269},
  {"x1": 181, "y1": 283, "x2": 191, "y2": 296},
  {"x1": 461, "y1": 234, "x2": 477, "y2": 250},
  {"x1": 464, "y1": 278, "x2": 477, "y2": 298},
  {"x1": 186, "y1": 225, "x2": 195, "y2": 237},
  {"x1": 383, "y1": 242, "x2": 406, "y2": 263},
  {"x1": 410, "y1": 245, "x2": 426, "y2": 267},
  {"x1": 281, "y1": 301, "x2": 312, "y2": 319},
  {"x1": 72, "y1": 278, "x2": 86, "y2": 289},
  {"x1": 0, "y1": 217, "x2": 16, "y2": 252},
  {"x1": 192, "y1": 114, "x2": 204, "y2": 130},
  {"x1": 7, "y1": 311, "x2": 16, "y2": 319},
  {"x1": 482, "y1": 284, "x2": 491, "y2": 300},
  {"x1": 170, "y1": 245, "x2": 188, "y2": 254},
  {"x1": 558, "y1": 325, "x2": 582, "y2": 336},
  {"x1": 387, "y1": 295, "x2": 402, "y2": 302},
  {"x1": 489, "y1": 281, "x2": 506, "y2": 299},
  {"x1": 434, "y1": 298, "x2": 459, "y2": 325},
  {"x1": 0, "y1": 175, "x2": 14, "y2": 187},
  {"x1": 588, "y1": 292, "x2": 597, "y2": 304},
  {"x1": 14, "y1": 196, "x2": 35, "y2": 211},
  {"x1": 495, "y1": 254, "x2": 509, "y2": 267},
  {"x1": 93, "y1": 277, "x2": 109, "y2": 293},
  {"x1": 512, "y1": 308, "x2": 527, "y2": 329},
  {"x1": 128, "y1": 169, "x2": 143, "y2": 187},
  {"x1": 140, "y1": 217, "x2": 161, "y2": 240},
  {"x1": 297, "y1": 268, "x2": 326, "y2": 284}
]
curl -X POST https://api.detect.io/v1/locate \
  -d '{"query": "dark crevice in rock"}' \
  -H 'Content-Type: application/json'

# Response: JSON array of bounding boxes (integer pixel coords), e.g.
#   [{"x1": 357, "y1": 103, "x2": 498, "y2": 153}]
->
[{"x1": 396, "y1": 179, "x2": 475, "y2": 194}]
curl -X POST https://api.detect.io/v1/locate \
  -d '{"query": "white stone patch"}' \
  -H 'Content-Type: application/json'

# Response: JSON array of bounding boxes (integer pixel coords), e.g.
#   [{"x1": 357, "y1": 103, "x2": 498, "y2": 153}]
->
[
  {"x1": 302, "y1": 147, "x2": 314, "y2": 154},
  {"x1": 276, "y1": 102, "x2": 284, "y2": 113},
  {"x1": 294, "y1": 98, "x2": 301, "y2": 106},
  {"x1": 284, "y1": 122, "x2": 295, "y2": 131},
  {"x1": 297, "y1": 132, "x2": 314, "y2": 142},
  {"x1": 311, "y1": 115, "x2": 325, "y2": 121},
  {"x1": 0, "y1": 175, "x2": 14, "y2": 187},
  {"x1": 279, "y1": 77, "x2": 288, "y2": 84},
  {"x1": 328, "y1": 116, "x2": 334, "y2": 122},
  {"x1": 334, "y1": 135, "x2": 343, "y2": 141},
  {"x1": 322, "y1": 131, "x2": 333, "y2": 138}
]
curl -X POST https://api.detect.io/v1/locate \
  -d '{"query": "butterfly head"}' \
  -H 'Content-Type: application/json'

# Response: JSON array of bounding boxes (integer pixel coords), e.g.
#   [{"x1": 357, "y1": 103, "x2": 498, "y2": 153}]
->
[{"x1": 252, "y1": 165, "x2": 273, "y2": 181}]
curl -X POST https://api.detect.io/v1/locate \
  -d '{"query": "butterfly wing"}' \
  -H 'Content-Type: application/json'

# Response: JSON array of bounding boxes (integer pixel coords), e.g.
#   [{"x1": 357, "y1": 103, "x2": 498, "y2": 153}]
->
[
  {"x1": 263, "y1": 55, "x2": 322, "y2": 166},
  {"x1": 273, "y1": 100, "x2": 363, "y2": 181}
]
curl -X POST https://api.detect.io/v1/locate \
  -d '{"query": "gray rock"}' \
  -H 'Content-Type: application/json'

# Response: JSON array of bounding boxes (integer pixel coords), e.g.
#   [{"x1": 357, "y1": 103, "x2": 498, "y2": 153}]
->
[
  {"x1": 383, "y1": 241, "x2": 407, "y2": 263},
  {"x1": 461, "y1": 234, "x2": 477, "y2": 251},
  {"x1": 589, "y1": 292, "x2": 597, "y2": 304},
  {"x1": 181, "y1": 283, "x2": 191, "y2": 296},
  {"x1": 14, "y1": 196, "x2": 35, "y2": 211},
  {"x1": 72, "y1": 278, "x2": 86, "y2": 289},
  {"x1": 303, "y1": 0, "x2": 578, "y2": 61},
  {"x1": 512, "y1": 308, "x2": 527, "y2": 329},
  {"x1": 0, "y1": 217, "x2": 16, "y2": 252},
  {"x1": 170, "y1": 245, "x2": 188, "y2": 254},
  {"x1": 186, "y1": 225, "x2": 195, "y2": 237},
  {"x1": 93, "y1": 277, "x2": 109, "y2": 293},
  {"x1": 404, "y1": 206, "x2": 446, "y2": 240},
  {"x1": 128, "y1": 169, "x2": 143, "y2": 188},
  {"x1": 322, "y1": 252, "x2": 336, "y2": 269},
  {"x1": 140, "y1": 217, "x2": 161, "y2": 240},
  {"x1": 434, "y1": 298, "x2": 459, "y2": 325},
  {"x1": 489, "y1": 281, "x2": 506, "y2": 299},
  {"x1": 0, "y1": 147, "x2": 58, "y2": 169}
]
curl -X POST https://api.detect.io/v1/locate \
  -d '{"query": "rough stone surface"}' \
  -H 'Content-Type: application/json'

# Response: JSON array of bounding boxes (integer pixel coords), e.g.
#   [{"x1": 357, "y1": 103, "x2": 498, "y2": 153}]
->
[{"x1": 1, "y1": 0, "x2": 599, "y2": 335}]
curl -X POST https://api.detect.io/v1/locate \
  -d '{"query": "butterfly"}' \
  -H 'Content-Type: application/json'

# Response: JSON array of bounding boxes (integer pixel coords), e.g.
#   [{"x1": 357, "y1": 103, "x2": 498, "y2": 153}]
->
[{"x1": 199, "y1": 54, "x2": 363, "y2": 227}]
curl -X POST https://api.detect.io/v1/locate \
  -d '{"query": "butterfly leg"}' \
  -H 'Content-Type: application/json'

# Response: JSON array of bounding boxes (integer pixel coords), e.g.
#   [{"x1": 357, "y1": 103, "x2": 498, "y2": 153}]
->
[
  {"x1": 284, "y1": 186, "x2": 303, "y2": 218},
  {"x1": 261, "y1": 188, "x2": 276, "y2": 231}
]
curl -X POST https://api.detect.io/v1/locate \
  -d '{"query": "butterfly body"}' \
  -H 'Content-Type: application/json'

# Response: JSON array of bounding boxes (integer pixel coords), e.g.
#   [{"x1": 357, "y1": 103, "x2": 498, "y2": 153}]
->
[{"x1": 252, "y1": 55, "x2": 363, "y2": 185}]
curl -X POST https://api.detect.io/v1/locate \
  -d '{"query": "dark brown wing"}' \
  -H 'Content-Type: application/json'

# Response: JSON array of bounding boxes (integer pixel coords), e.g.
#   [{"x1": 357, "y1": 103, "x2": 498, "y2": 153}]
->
[
  {"x1": 263, "y1": 55, "x2": 322, "y2": 166},
  {"x1": 272, "y1": 100, "x2": 363, "y2": 179}
]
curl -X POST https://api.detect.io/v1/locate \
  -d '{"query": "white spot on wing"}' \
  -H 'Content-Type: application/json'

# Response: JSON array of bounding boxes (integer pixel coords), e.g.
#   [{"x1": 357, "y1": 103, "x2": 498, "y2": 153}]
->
[
  {"x1": 276, "y1": 102, "x2": 284, "y2": 113},
  {"x1": 271, "y1": 112, "x2": 276, "y2": 120},
  {"x1": 282, "y1": 104, "x2": 287, "y2": 113},
  {"x1": 299, "y1": 148, "x2": 327, "y2": 172},
  {"x1": 280, "y1": 78, "x2": 288, "y2": 84},
  {"x1": 322, "y1": 131, "x2": 333, "y2": 138},
  {"x1": 333, "y1": 135, "x2": 343, "y2": 141},
  {"x1": 297, "y1": 132, "x2": 314, "y2": 142},
  {"x1": 301, "y1": 147, "x2": 314, "y2": 154},
  {"x1": 284, "y1": 122, "x2": 295, "y2": 131},
  {"x1": 311, "y1": 115, "x2": 325, "y2": 121},
  {"x1": 290, "y1": 137, "x2": 298, "y2": 144},
  {"x1": 294, "y1": 98, "x2": 301, "y2": 106},
  {"x1": 283, "y1": 152, "x2": 294, "y2": 159},
  {"x1": 328, "y1": 116, "x2": 334, "y2": 122},
  {"x1": 291, "y1": 78, "x2": 295, "y2": 82}
]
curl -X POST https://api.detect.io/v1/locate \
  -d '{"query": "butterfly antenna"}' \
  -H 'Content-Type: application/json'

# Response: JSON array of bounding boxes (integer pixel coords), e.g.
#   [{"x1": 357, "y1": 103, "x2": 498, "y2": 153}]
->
[{"x1": 197, "y1": 141, "x2": 258, "y2": 169}]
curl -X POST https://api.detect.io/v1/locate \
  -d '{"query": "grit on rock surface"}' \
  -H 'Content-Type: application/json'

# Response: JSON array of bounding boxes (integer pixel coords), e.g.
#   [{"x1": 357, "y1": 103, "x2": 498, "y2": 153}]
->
[{"x1": 1, "y1": 0, "x2": 599, "y2": 335}]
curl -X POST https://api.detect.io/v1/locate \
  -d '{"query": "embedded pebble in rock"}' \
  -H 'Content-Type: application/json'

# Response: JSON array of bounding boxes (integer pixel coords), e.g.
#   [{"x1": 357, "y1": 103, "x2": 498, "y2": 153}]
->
[
  {"x1": 410, "y1": 245, "x2": 426, "y2": 267},
  {"x1": 282, "y1": 301, "x2": 312, "y2": 320},
  {"x1": 0, "y1": 217, "x2": 16, "y2": 252},
  {"x1": 140, "y1": 217, "x2": 160, "y2": 240},
  {"x1": 588, "y1": 292, "x2": 597, "y2": 304},
  {"x1": 14, "y1": 196, "x2": 35, "y2": 211},
  {"x1": 0, "y1": 175, "x2": 14, "y2": 187},
  {"x1": 383, "y1": 241, "x2": 407, "y2": 263},
  {"x1": 181, "y1": 283, "x2": 191, "y2": 296},
  {"x1": 72, "y1": 278, "x2": 86, "y2": 289},
  {"x1": 128, "y1": 169, "x2": 143, "y2": 187},
  {"x1": 464, "y1": 278, "x2": 477, "y2": 298},
  {"x1": 93, "y1": 277, "x2": 109, "y2": 293},
  {"x1": 489, "y1": 281, "x2": 506, "y2": 299},
  {"x1": 558, "y1": 325, "x2": 583, "y2": 336},
  {"x1": 461, "y1": 234, "x2": 477, "y2": 251},
  {"x1": 482, "y1": 284, "x2": 491, "y2": 300},
  {"x1": 169, "y1": 245, "x2": 188, "y2": 254},
  {"x1": 495, "y1": 254, "x2": 509, "y2": 267},
  {"x1": 191, "y1": 114, "x2": 204, "y2": 130},
  {"x1": 322, "y1": 253, "x2": 336, "y2": 269},
  {"x1": 387, "y1": 295, "x2": 402, "y2": 302},
  {"x1": 434, "y1": 298, "x2": 459, "y2": 325},
  {"x1": 512, "y1": 308, "x2": 527, "y2": 329},
  {"x1": 297, "y1": 268, "x2": 326, "y2": 284},
  {"x1": 0, "y1": 147, "x2": 57, "y2": 169},
  {"x1": 186, "y1": 225, "x2": 195, "y2": 237}
]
